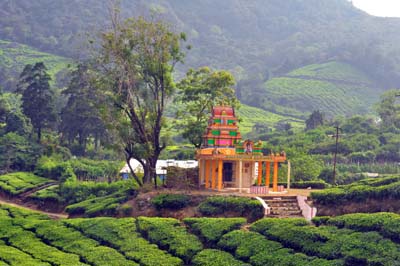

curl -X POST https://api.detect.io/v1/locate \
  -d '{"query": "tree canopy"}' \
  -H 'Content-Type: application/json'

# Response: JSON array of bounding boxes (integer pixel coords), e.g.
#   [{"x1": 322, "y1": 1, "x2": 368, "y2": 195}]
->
[
  {"x1": 95, "y1": 15, "x2": 186, "y2": 186},
  {"x1": 176, "y1": 67, "x2": 238, "y2": 148}
]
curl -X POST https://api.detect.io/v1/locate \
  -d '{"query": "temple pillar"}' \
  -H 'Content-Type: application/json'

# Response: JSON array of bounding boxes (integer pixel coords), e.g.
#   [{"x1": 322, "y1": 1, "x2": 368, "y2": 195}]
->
[
  {"x1": 205, "y1": 160, "x2": 210, "y2": 189},
  {"x1": 257, "y1": 161, "x2": 262, "y2": 186},
  {"x1": 273, "y1": 161, "x2": 278, "y2": 192},
  {"x1": 198, "y1": 159, "x2": 202, "y2": 188},
  {"x1": 287, "y1": 160, "x2": 291, "y2": 191},
  {"x1": 265, "y1": 162, "x2": 270, "y2": 188},
  {"x1": 211, "y1": 160, "x2": 216, "y2": 189},
  {"x1": 218, "y1": 160, "x2": 223, "y2": 191},
  {"x1": 239, "y1": 160, "x2": 243, "y2": 193}
]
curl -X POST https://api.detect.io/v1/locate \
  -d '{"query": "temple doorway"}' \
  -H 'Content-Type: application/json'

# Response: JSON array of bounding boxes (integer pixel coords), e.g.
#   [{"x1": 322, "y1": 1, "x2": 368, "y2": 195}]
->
[{"x1": 223, "y1": 162, "x2": 233, "y2": 182}]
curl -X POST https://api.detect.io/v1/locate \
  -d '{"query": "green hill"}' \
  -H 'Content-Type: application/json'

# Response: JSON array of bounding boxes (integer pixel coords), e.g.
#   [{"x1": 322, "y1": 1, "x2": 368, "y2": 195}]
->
[
  {"x1": 0, "y1": 40, "x2": 71, "y2": 90},
  {"x1": 237, "y1": 104, "x2": 303, "y2": 135},
  {"x1": 260, "y1": 61, "x2": 383, "y2": 118}
]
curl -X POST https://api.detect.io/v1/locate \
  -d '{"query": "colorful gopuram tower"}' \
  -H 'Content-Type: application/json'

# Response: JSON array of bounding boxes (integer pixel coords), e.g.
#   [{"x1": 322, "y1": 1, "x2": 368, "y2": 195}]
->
[
  {"x1": 196, "y1": 106, "x2": 289, "y2": 193},
  {"x1": 203, "y1": 106, "x2": 241, "y2": 147}
]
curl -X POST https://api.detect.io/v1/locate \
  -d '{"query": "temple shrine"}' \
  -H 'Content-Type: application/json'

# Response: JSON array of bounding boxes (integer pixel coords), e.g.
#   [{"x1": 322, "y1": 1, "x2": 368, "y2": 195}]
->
[{"x1": 196, "y1": 106, "x2": 289, "y2": 193}]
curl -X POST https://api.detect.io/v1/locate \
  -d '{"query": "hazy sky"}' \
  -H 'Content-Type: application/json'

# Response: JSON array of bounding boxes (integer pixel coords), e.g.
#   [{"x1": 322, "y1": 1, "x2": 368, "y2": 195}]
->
[{"x1": 352, "y1": 0, "x2": 400, "y2": 17}]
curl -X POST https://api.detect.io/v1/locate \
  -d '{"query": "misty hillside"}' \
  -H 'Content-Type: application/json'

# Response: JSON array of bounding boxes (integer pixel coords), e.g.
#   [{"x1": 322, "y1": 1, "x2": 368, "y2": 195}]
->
[{"x1": 1, "y1": 0, "x2": 399, "y2": 116}]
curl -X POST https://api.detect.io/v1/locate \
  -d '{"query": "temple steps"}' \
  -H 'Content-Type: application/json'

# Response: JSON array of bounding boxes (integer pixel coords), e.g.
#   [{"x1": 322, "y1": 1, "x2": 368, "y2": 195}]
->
[{"x1": 259, "y1": 196, "x2": 303, "y2": 218}]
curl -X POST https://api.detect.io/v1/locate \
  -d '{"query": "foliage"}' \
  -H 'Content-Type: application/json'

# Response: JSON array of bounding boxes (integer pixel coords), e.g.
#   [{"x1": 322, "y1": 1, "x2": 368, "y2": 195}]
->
[
  {"x1": 0, "y1": 172, "x2": 50, "y2": 196},
  {"x1": 192, "y1": 249, "x2": 250, "y2": 266},
  {"x1": 96, "y1": 15, "x2": 186, "y2": 186},
  {"x1": 0, "y1": 132, "x2": 41, "y2": 172},
  {"x1": 65, "y1": 189, "x2": 133, "y2": 217},
  {"x1": 34, "y1": 156, "x2": 76, "y2": 182},
  {"x1": 311, "y1": 175, "x2": 400, "y2": 205},
  {"x1": 184, "y1": 218, "x2": 246, "y2": 244},
  {"x1": 64, "y1": 218, "x2": 183, "y2": 266},
  {"x1": 17, "y1": 62, "x2": 57, "y2": 142},
  {"x1": 136, "y1": 217, "x2": 203, "y2": 263},
  {"x1": 198, "y1": 196, "x2": 264, "y2": 221},
  {"x1": 305, "y1": 110, "x2": 324, "y2": 131},
  {"x1": 376, "y1": 89, "x2": 400, "y2": 129},
  {"x1": 250, "y1": 218, "x2": 400, "y2": 265},
  {"x1": 60, "y1": 64, "x2": 107, "y2": 155},
  {"x1": 151, "y1": 193, "x2": 190, "y2": 210},
  {"x1": 279, "y1": 180, "x2": 331, "y2": 189},
  {"x1": 175, "y1": 67, "x2": 238, "y2": 148},
  {"x1": 59, "y1": 179, "x2": 136, "y2": 205}
]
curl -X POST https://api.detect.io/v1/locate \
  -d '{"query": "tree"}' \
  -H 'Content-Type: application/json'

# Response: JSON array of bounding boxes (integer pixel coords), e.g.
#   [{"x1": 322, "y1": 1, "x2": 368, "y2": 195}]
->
[
  {"x1": 95, "y1": 15, "x2": 186, "y2": 186},
  {"x1": 376, "y1": 89, "x2": 400, "y2": 130},
  {"x1": 176, "y1": 67, "x2": 238, "y2": 148},
  {"x1": 17, "y1": 62, "x2": 57, "y2": 142},
  {"x1": 60, "y1": 64, "x2": 107, "y2": 155},
  {"x1": 305, "y1": 110, "x2": 324, "y2": 131}
]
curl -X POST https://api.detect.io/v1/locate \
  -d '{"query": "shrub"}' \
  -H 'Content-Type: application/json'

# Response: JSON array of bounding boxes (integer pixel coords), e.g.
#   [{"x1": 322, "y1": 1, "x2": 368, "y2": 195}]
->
[
  {"x1": 184, "y1": 218, "x2": 246, "y2": 244},
  {"x1": 279, "y1": 180, "x2": 331, "y2": 189},
  {"x1": 192, "y1": 249, "x2": 251, "y2": 266},
  {"x1": 137, "y1": 217, "x2": 203, "y2": 263},
  {"x1": 198, "y1": 196, "x2": 264, "y2": 221},
  {"x1": 34, "y1": 156, "x2": 76, "y2": 182},
  {"x1": 0, "y1": 172, "x2": 51, "y2": 196},
  {"x1": 217, "y1": 230, "x2": 282, "y2": 260},
  {"x1": 311, "y1": 175, "x2": 400, "y2": 205},
  {"x1": 151, "y1": 194, "x2": 190, "y2": 210},
  {"x1": 30, "y1": 220, "x2": 138, "y2": 266},
  {"x1": 65, "y1": 218, "x2": 183, "y2": 266}
]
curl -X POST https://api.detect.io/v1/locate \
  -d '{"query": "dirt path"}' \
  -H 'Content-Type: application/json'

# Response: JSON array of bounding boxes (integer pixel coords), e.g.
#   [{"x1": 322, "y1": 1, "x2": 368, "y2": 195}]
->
[{"x1": 0, "y1": 198, "x2": 68, "y2": 219}]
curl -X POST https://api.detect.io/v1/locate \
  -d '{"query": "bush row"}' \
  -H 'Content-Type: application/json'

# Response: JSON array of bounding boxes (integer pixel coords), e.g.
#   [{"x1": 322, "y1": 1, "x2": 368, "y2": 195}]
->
[
  {"x1": 0, "y1": 240, "x2": 48, "y2": 266},
  {"x1": 311, "y1": 175, "x2": 400, "y2": 205},
  {"x1": 0, "y1": 172, "x2": 50, "y2": 196},
  {"x1": 65, "y1": 217, "x2": 183, "y2": 266},
  {"x1": 136, "y1": 217, "x2": 203, "y2": 263},
  {"x1": 313, "y1": 212, "x2": 400, "y2": 243},
  {"x1": 184, "y1": 218, "x2": 246, "y2": 245},
  {"x1": 192, "y1": 249, "x2": 250, "y2": 266},
  {"x1": 22, "y1": 220, "x2": 138, "y2": 266},
  {"x1": 151, "y1": 193, "x2": 190, "y2": 210},
  {"x1": 198, "y1": 196, "x2": 264, "y2": 221},
  {"x1": 218, "y1": 230, "x2": 341, "y2": 266},
  {"x1": 279, "y1": 180, "x2": 331, "y2": 189},
  {"x1": 65, "y1": 190, "x2": 131, "y2": 217},
  {"x1": 250, "y1": 218, "x2": 400, "y2": 265}
]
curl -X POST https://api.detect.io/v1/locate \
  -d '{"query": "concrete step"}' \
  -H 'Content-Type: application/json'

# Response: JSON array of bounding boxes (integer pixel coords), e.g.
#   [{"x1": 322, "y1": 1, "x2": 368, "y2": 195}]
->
[{"x1": 270, "y1": 210, "x2": 302, "y2": 216}]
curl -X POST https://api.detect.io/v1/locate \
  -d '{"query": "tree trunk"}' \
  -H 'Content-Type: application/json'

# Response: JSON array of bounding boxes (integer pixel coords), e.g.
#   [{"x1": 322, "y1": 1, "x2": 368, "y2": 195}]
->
[
  {"x1": 126, "y1": 157, "x2": 143, "y2": 187},
  {"x1": 37, "y1": 127, "x2": 41, "y2": 143}
]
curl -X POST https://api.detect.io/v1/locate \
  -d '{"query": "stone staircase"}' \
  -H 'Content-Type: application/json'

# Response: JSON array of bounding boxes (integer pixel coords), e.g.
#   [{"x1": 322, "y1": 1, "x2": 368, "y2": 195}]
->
[{"x1": 260, "y1": 196, "x2": 303, "y2": 218}]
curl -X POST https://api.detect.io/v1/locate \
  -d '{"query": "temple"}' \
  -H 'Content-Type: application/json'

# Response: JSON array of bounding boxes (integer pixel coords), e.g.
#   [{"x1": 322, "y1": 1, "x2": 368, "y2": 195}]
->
[{"x1": 196, "y1": 106, "x2": 289, "y2": 193}]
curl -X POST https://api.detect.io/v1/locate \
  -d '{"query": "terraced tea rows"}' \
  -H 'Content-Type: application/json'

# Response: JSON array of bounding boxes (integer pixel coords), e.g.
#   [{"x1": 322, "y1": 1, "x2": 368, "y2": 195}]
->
[{"x1": 2, "y1": 204, "x2": 400, "y2": 265}]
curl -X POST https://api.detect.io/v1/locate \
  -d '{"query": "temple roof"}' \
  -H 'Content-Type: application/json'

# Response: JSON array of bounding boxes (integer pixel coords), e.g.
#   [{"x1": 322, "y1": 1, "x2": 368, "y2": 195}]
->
[{"x1": 212, "y1": 106, "x2": 235, "y2": 116}]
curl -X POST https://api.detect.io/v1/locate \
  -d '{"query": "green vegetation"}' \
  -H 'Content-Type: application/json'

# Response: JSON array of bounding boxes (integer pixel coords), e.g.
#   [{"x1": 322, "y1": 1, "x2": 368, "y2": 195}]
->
[
  {"x1": 311, "y1": 175, "x2": 400, "y2": 205},
  {"x1": 237, "y1": 104, "x2": 304, "y2": 136},
  {"x1": 0, "y1": 40, "x2": 71, "y2": 89},
  {"x1": 64, "y1": 218, "x2": 183, "y2": 266},
  {"x1": 151, "y1": 193, "x2": 191, "y2": 210},
  {"x1": 262, "y1": 62, "x2": 382, "y2": 117},
  {"x1": 198, "y1": 196, "x2": 264, "y2": 221},
  {"x1": 251, "y1": 218, "x2": 400, "y2": 265},
  {"x1": 3, "y1": 205, "x2": 400, "y2": 265},
  {"x1": 137, "y1": 217, "x2": 203, "y2": 263},
  {"x1": 192, "y1": 249, "x2": 250, "y2": 266},
  {"x1": 65, "y1": 189, "x2": 132, "y2": 217},
  {"x1": 184, "y1": 218, "x2": 246, "y2": 244},
  {"x1": 0, "y1": 172, "x2": 50, "y2": 196}
]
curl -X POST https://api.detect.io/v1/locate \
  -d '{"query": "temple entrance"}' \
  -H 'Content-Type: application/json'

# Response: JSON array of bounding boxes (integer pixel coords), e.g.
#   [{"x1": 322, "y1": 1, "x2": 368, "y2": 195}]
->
[{"x1": 223, "y1": 162, "x2": 233, "y2": 182}]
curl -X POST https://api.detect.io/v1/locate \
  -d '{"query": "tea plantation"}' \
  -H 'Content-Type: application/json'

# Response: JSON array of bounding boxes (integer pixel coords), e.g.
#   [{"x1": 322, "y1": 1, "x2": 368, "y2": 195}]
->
[{"x1": 2, "y1": 204, "x2": 400, "y2": 265}]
